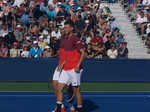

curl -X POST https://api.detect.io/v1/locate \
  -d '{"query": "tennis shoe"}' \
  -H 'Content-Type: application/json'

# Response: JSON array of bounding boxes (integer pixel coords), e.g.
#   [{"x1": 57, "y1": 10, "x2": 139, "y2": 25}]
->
[{"x1": 51, "y1": 104, "x2": 66, "y2": 112}]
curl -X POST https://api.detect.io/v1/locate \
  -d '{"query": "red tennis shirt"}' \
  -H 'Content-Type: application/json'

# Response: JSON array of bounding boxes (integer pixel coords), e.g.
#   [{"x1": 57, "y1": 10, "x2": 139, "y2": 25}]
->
[{"x1": 64, "y1": 35, "x2": 83, "y2": 70}]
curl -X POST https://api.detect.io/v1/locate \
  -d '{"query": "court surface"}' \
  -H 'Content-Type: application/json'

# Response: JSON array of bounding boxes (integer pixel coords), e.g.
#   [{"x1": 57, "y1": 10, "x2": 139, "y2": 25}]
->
[{"x1": 0, "y1": 91, "x2": 150, "y2": 112}]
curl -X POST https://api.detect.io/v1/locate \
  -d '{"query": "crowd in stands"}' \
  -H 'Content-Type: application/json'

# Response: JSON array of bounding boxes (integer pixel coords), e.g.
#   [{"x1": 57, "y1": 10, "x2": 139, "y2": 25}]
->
[
  {"x1": 123, "y1": 0, "x2": 150, "y2": 53},
  {"x1": 0, "y1": 0, "x2": 129, "y2": 59}
]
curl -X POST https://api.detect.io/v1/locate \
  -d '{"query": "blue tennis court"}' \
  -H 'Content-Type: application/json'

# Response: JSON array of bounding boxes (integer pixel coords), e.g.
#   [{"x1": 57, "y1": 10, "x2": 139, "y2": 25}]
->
[{"x1": 0, "y1": 92, "x2": 150, "y2": 112}]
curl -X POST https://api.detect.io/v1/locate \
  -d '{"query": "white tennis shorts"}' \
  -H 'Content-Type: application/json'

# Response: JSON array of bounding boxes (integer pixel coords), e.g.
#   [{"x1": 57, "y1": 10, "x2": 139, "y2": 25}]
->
[
  {"x1": 58, "y1": 69, "x2": 83, "y2": 86},
  {"x1": 52, "y1": 67, "x2": 61, "y2": 81}
]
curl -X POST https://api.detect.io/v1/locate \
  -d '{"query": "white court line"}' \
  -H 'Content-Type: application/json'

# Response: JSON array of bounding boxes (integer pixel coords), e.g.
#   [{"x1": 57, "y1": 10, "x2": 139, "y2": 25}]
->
[{"x1": 0, "y1": 95, "x2": 149, "y2": 97}]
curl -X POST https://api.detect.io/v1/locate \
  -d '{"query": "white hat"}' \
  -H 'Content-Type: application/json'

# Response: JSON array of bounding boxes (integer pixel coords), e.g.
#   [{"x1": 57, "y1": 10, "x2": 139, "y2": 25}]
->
[
  {"x1": 86, "y1": 11, "x2": 91, "y2": 14},
  {"x1": 59, "y1": 22, "x2": 65, "y2": 28},
  {"x1": 97, "y1": 0, "x2": 100, "y2": 2},
  {"x1": 70, "y1": 4, "x2": 74, "y2": 6},
  {"x1": 105, "y1": 5, "x2": 109, "y2": 7},
  {"x1": 49, "y1": 21, "x2": 54, "y2": 24},
  {"x1": 77, "y1": 7, "x2": 82, "y2": 10},
  {"x1": 57, "y1": 2, "x2": 62, "y2": 5},
  {"x1": 33, "y1": 41, "x2": 38, "y2": 44},
  {"x1": 45, "y1": 46, "x2": 50, "y2": 49},
  {"x1": 147, "y1": 23, "x2": 150, "y2": 27},
  {"x1": 39, "y1": 35, "x2": 44, "y2": 39},
  {"x1": 26, "y1": 36, "x2": 30, "y2": 40},
  {"x1": 3, "y1": 1, "x2": 7, "y2": 3},
  {"x1": 85, "y1": 0, "x2": 89, "y2": 1},
  {"x1": 85, "y1": 20, "x2": 89, "y2": 23},
  {"x1": 17, "y1": 25, "x2": 23, "y2": 29}
]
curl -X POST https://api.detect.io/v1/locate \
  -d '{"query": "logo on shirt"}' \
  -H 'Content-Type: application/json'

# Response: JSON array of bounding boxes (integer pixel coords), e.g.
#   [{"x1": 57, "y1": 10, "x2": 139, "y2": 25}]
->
[{"x1": 77, "y1": 41, "x2": 81, "y2": 44}]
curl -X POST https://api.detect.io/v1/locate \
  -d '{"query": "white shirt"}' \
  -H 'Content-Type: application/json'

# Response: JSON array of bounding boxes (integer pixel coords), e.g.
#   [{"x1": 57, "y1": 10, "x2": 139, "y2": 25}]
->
[
  {"x1": 99, "y1": 3, "x2": 104, "y2": 10},
  {"x1": 107, "y1": 49, "x2": 117, "y2": 59},
  {"x1": 142, "y1": 0, "x2": 150, "y2": 9},
  {"x1": 21, "y1": 51, "x2": 29, "y2": 57},
  {"x1": 136, "y1": 17, "x2": 148, "y2": 23},
  {"x1": 85, "y1": 37, "x2": 91, "y2": 44},
  {"x1": 13, "y1": 0, "x2": 25, "y2": 7},
  {"x1": 51, "y1": 31, "x2": 61, "y2": 38}
]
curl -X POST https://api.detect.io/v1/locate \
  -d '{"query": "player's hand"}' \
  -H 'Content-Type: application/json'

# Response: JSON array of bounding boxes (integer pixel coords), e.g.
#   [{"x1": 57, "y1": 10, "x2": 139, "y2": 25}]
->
[
  {"x1": 57, "y1": 65, "x2": 63, "y2": 71},
  {"x1": 74, "y1": 66, "x2": 79, "y2": 73}
]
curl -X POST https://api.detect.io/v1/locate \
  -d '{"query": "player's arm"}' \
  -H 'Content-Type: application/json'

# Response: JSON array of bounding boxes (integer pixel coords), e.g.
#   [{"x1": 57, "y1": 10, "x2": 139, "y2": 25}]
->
[{"x1": 74, "y1": 49, "x2": 85, "y2": 72}]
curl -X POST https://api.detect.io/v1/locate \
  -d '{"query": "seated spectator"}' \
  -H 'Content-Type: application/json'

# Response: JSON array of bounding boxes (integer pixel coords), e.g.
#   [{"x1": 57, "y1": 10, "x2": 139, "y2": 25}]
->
[
  {"x1": 117, "y1": 42, "x2": 128, "y2": 59},
  {"x1": 102, "y1": 28, "x2": 112, "y2": 43},
  {"x1": 21, "y1": 46, "x2": 29, "y2": 57},
  {"x1": 97, "y1": 0, "x2": 104, "y2": 10},
  {"x1": 49, "y1": 37, "x2": 59, "y2": 57},
  {"x1": 56, "y1": 5, "x2": 68, "y2": 23},
  {"x1": 75, "y1": 15, "x2": 84, "y2": 32},
  {"x1": 101, "y1": 5, "x2": 112, "y2": 16},
  {"x1": 29, "y1": 41, "x2": 43, "y2": 58},
  {"x1": 7, "y1": 12, "x2": 15, "y2": 31},
  {"x1": 81, "y1": 32, "x2": 91, "y2": 44},
  {"x1": 39, "y1": 16, "x2": 49, "y2": 30},
  {"x1": 42, "y1": 30, "x2": 51, "y2": 44},
  {"x1": 146, "y1": 23, "x2": 150, "y2": 34},
  {"x1": 0, "y1": 42, "x2": 8, "y2": 57},
  {"x1": 68, "y1": 4, "x2": 75, "y2": 15},
  {"x1": 108, "y1": 16, "x2": 117, "y2": 31},
  {"x1": 14, "y1": 25, "x2": 24, "y2": 48},
  {"x1": 136, "y1": 12, "x2": 148, "y2": 36},
  {"x1": 10, "y1": 42, "x2": 20, "y2": 57},
  {"x1": 113, "y1": 25, "x2": 122, "y2": 39},
  {"x1": 0, "y1": 24, "x2": 8, "y2": 37},
  {"x1": 51, "y1": 26, "x2": 61, "y2": 40},
  {"x1": 40, "y1": 0, "x2": 49, "y2": 12},
  {"x1": 83, "y1": 20, "x2": 93, "y2": 32},
  {"x1": 94, "y1": 42, "x2": 106, "y2": 58},
  {"x1": 21, "y1": 8, "x2": 31, "y2": 27},
  {"x1": 91, "y1": 32, "x2": 103, "y2": 46},
  {"x1": 73, "y1": 0, "x2": 80, "y2": 10},
  {"x1": 4, "y1": 31, "x2": 16, "y2": 49},
  {"x1": 62, "y1": 0, "x2": 70, "y2": 12},
  {"x1": 45, "y1": 5, "x2": 56, "y2": 19},
  {"x1": 116, "y1": 33, "x2": 125, "y2": 45},
  {"x1": 48, "y1": 21, "x2": 55, "y2": 32},
  {"x1": 42, "y1": 45, "x2": 52, "y2": 58},
  {"x1": 33, "y1": 5, "x2": 43, "y2": 22},
  {"x1": 105, "y1": 35, "x2": 116, "y2": 51},
  {"x1": 38, "y1": 35, "x2": 47, "y2": 51},
  {"x1": 85, "y1": 43, "x2": 95, "y2": 58},
  {"x1": 76, "y1": 7, "x2": 84, "y2": 19},
  {"x1": 13, "y1": 0, "x2": 25, "y2": 7},
  {"x1": 22, "y1": 36, "x2": 32, "y2": 49},
  {"x1": 28, "y1": 20, "x2": 38, "y2": 36},
  {"x1": 71, "y1": 10, "x2": 78, "y2": 23},
  {"x1": 107, "y1": 43, "x2": 118, "y2": 59},
  {"x1": 147, "y1": 9, "x2": 150, "y2": 22}
]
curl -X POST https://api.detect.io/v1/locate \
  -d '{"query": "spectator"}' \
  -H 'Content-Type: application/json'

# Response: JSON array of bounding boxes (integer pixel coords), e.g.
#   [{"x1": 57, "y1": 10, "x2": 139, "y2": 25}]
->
[
  {"x1": 94, "y1": 42, "x2": 106, "y2": 58},
  {"x1": 38, "y1": 35, "x2": 47, "y2": 51},
  {"x1": 91, "y1": 32, "x2": 103, "y2": 45},
  {"x1": 33, "y1": 5, "x2": 43, "y2": 22},
  {"x1": 0, "y1": 24, "x2": 8, "y2": 37},
  {"x1": 116, "y1": 33, "x2": 125, "y2": 45},
  {"x1": 7, "y1": 12, "x2": 15, "y2": 31},
  {"x1": 51, "y1": 26, "x2": 61, "y2": 40},
  {"x1": 2, "y1": 1, "x2": 11, "y2": 16},
  {"x1": 48, "y1": 21, "x2": 55, "y2": 32},
  {"x1": 76, "y1": 7, "x2": 84, "y2": 19},
  {"x1": 10, "y1": 42, "x2": 20, "y2": 57},
  {"x1": 40, "y1": 0, "x2": 49, "y2": 12},
  {"x1": 62, "y1": 0, "x2": 70, "y2": 12},
  {"x1": 107, "y1": 43, "x2": 117, "y2": 59},
  {"x1": 108, "y1": 16, "x2": 117, "y2": 31},
  {"x1": 83, "y1": 20, "x2": 93, "y2": 32},
  {"x1": 14, "y1": 25, "x2": 24, "y2": 48},
  {"x1": 146, "y1": 23, "x2": 150, "y2": 34},
  {"x1": 21, "y1": 8, "x2": 31, "y2": 27},
  {"x1": 4, "y1": 31, "x2": 16, "y2": 49},
  {"x1": 22, "y1": 36, "x2": 32, "y2": 49},
  {"x1": 85, "y1": 43, "x2": 95, "y2": 58},
  {"x1": 71, "y1": 10, "x2": 78, "y2": 23},
  {"x1": 75, "y1": 15, "x2": 84, "y2": 32},
  {"x1": 68, "y1": 4, "x2": 75, "y2": 15},
  {"x1": 13, "y1": 0, "x2": 25, "y2": 7},
  {"x1": 21, "y1": 46, "x2": 29, "y2": 57},
  {"x1": 113, "y1": 25, "x2": 122, "y2": 39},
  {"x1": 101, "y1": 5, "x2": 112, "y2": 16},
  {"x1": 42, "y1": 45, "x2": 52, "y2": 57},
  {"x1": 56, "y1": 5, "x2": 68, "y2": 23},
  {"x1": 73, "y1": 0, "x2": 80, "y2": 10},
  {"x1": 97, "y1": 0, "x2": 104, "y2": 10},
  {"x1": 49, "y1": 37, "x2": 59, "y2": 57},
  {"x1": 0, "y1": 42, "x2": 8, "y2": 57},
  {"x1": 105, "y1": 35, "x2": 116, "y2": 51},
  {"x1": 117, "y1": 42, "x2": 128, "y2": 59},
  {"x1": 45, "y1": 4, "x2": 56, "y2": 19},
  {"x1": 102, "y1": 27, "x2": 112, "y2": 43},
  {"x1": 29, "y1": 41, "x2": 43, "y2": 57},
  {"x1": 81, "y1": 32, "x2": 91, "y2": 44}
]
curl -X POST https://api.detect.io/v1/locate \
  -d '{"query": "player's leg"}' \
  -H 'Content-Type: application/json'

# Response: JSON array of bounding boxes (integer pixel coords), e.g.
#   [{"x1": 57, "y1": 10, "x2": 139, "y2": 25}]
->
[
  {"x1": 68, "y1": 69, "x2": 83, "y2": 112},
  {"x1": 56, "y1": 70, "x2": 70, "y2": 112}
]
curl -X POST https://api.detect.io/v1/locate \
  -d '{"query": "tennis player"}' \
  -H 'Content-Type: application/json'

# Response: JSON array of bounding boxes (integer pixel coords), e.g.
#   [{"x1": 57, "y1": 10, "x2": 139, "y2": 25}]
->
[
  {"x1": 56, "y1": 20, "x2": 85, "y2": 112},
  {"x1": 51, "y1": 23, "x2": 74, "y2": 112}
]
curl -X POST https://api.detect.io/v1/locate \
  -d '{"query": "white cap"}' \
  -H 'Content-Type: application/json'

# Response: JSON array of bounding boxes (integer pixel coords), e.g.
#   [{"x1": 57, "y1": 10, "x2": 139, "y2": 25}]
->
[
  {"x1": 45, "y1": 46, "x2": 50, "y2": 49},
  {"x1": 97, "y1": 0, "x2": 100, "y2": 1},
  {"x1": 77, "y1": 7, "x2": 82, "y2": 10},
  {"x1": 105, "y1": 5, "x2": 109, "y2": 7},
  {"x1": 49, "y1": 21, "x2": 54, "y2": 24},
  {"x1": 33, "y1": 41, "x2": 38, "y2": 44},
  {"x1": 86, "y1": 11, "x2": 91, "y2": 14},
  {"x1": 85, "y1": 0, "x2": 89, "y2": 1},
  {"x1": 147, "y1": 23, "x2": 150, "y2": 27},
  {"x1": 26, "y1": 36, "x2": 30, "y2": 40},
  {"x1": 59, "y1": 22, "x2": 65, "y2": 28},
  {"x1": 39, "y1": 35, "x2": 44, "y2": 39},
  {"x1": 17, "y1": 25, "x2": 23, "y2": 29},
  {"x1": 3, "y1": 1, "x2": 7, "y2": 3},
  {"x1": 57, "y1": 2, "x2": 62, "y2": 5},
  {"x1": 85, "y1": 20, "x2": 89, "y2": 23},
  {"x1": 70, "y1": 3, "x2": 74, "y2": 6}
]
